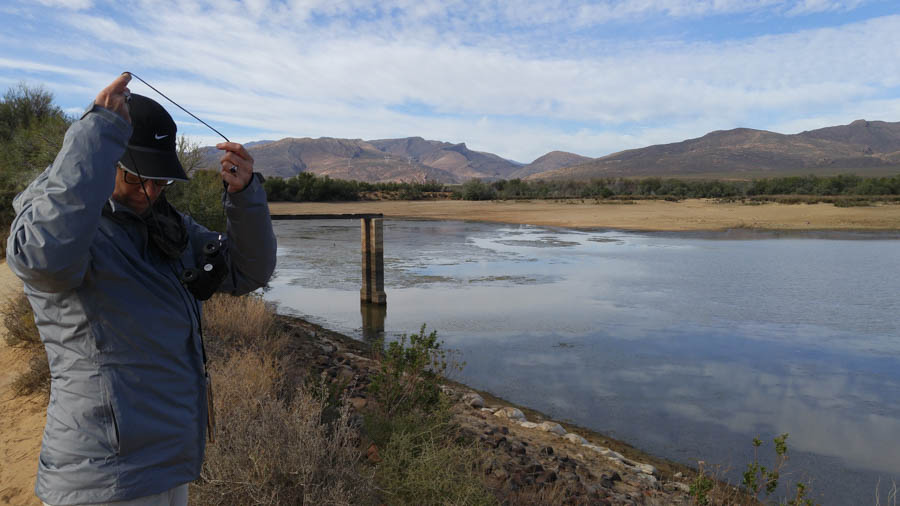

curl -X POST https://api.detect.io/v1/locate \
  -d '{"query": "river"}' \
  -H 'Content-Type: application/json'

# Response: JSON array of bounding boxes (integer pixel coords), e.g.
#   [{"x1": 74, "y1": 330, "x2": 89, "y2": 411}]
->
[{"x1": 265, "y1": 219, "x2": 900, "y2": 504}]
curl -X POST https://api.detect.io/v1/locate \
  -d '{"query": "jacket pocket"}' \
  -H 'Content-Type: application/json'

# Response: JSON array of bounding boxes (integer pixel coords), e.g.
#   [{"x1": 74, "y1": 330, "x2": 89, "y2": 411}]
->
[{"x1": 100, "y1": 374, "x2": 120, "y2": 456}]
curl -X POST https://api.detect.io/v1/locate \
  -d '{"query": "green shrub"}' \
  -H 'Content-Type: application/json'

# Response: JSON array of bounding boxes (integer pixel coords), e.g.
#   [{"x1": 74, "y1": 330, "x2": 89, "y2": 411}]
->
[
  {"x1": 742, "y1": 434, "x2": 789, "y2": 500},
  {"x1": 368, "y1": 324, "x2": 454, "y2": 419},
  {"x1": 457, "y1": 179, "x2": 497, "y2": 200},
  {"x1": 0, "y1": 83, "x2": 71, "y2": 259},
  {"x1": 165, "y1": 169, "x2": 227, "y2": 233}
]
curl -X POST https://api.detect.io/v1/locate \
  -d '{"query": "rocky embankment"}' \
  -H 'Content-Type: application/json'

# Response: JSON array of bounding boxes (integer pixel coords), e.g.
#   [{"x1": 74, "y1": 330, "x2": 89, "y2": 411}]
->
[{"x1": 283, "y1": 315, "x2": 699, "y2": 505}]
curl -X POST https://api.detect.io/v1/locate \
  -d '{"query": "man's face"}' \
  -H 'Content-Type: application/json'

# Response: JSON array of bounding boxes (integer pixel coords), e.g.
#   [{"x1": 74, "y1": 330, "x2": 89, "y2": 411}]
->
[{"x1": 111, "y1": 166, "x2": 169, "y2": 214}]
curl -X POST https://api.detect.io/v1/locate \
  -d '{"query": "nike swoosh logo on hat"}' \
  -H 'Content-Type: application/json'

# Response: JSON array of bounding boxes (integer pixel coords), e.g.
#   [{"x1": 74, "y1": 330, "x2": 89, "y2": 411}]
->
[{"x1": 154, "y1": 133, "x2": 169, "y2": 140}]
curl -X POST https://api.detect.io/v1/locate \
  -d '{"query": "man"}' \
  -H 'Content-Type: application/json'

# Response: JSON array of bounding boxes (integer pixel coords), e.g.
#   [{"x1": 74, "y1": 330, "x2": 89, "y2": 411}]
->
[{"x1": 6, "y1": 73, "x2": 277, "y2": 505}]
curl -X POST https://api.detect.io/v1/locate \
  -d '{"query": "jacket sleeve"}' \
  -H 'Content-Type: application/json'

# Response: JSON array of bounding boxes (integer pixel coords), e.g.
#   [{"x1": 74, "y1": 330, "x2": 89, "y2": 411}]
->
[
  {"x1": 186, "y1": 173, "x2": 277, "y2": 296},
  {"x1": 6, "y1": 106, "x2": 131, "y2": 293}
]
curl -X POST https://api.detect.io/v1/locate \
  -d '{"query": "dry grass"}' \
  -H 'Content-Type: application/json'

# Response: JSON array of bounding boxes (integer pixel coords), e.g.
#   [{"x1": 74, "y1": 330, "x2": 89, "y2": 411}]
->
[
  {"x1": 202, "y1": 292, "x2": 275, "y2": 346},
  {"x1": 11, "y1": 353, "x2": 50, "y2": 396},
  {"x1": 2, "y1": 291, "x2": 40, "y2": 348},
  {"x1": 191, "y1": 349, "x2": 375, "y2": 505},
  {"x1": 503, "y1": 482, "x2": 593, "y2": 505},
  {"x1": 3, "y1": 291, "x2": 49, "y2": 396}
]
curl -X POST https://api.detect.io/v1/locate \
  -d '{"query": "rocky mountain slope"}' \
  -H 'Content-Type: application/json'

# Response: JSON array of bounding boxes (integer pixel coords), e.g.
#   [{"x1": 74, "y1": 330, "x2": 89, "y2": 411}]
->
[
  {"x1": 198, "y1": 119, "x2": 900, "y2": 183},
  {"x1": 510, "y1": 151, "x2": 593, "y2": 180},
  {"x1": 529, "y1": 120, "x2": 900, "y2": 181},
  {"x1": 202, "y1": 136, "x2": 522, "y2": 183}
]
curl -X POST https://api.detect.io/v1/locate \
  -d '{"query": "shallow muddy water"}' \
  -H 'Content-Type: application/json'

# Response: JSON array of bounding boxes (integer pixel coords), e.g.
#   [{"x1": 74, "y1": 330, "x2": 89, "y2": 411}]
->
[{"x1": 266, "y1": 219, "x2": 900, "y2": 504}]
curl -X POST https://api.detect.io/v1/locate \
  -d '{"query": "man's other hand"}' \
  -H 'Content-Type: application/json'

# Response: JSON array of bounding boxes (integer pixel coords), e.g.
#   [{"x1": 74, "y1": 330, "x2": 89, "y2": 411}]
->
[
  {"x1": 94, "y1": 73, "x2": 132, "y2": 123},
  {"x1": 216, "y1": 142, "x2": 254, "y2": 193}
]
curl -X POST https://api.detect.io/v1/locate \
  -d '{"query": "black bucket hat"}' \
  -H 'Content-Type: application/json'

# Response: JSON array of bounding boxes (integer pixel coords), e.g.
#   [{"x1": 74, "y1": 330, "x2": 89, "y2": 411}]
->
[{"x1": 118, "y1": 93, "x2": 189, "y2": 181}]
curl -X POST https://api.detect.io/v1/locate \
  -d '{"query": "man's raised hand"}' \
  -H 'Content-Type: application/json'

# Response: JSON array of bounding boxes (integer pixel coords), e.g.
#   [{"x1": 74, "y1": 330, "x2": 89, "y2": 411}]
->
[{"x1": 94, "y1": 73, "x2": 132, "y2": 123}]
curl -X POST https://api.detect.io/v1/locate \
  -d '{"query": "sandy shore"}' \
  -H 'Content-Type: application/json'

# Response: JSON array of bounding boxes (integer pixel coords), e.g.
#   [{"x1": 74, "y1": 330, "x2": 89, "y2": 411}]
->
[
  {"x1": 0, "y1": 261, "x2": 42, "y2": 506},
  {"x1": 270, "y1": 199, "x2": 900, "y2": 231}
]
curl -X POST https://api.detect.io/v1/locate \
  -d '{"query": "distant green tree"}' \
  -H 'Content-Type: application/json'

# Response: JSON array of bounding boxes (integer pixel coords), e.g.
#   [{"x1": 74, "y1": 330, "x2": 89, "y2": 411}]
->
[
  {"x1": 166, "y1": 169, "x2": 227, "y2": 233},
  {"x1": 0, "y1": 83, "x2": 72, "y2": 258},
  {"x1": 165, "y1": 136, "x2": 227, "y2": 232},
  {"x1": 457, "y1": 178, "x2": 496, "y2": 200}
]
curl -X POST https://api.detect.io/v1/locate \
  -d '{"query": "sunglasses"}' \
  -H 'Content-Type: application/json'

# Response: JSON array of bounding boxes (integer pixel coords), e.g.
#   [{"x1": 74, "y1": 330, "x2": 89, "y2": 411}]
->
[{"x1": 122, "y1": 170, "x2": 175, "y2": 187}]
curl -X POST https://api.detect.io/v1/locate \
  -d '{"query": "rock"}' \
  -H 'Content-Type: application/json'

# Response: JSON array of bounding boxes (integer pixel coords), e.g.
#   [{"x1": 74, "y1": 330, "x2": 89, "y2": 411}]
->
[
  {"x1": 608, "y1": 451, "x2": 626, "y2": 462},
  {"x1": 560, "y1": 471, "x2": 579, "y2": 482},
  {"x1": 519, "y1": 421, "x2": 538, "y2": 429},
  {"x1": 492, "y1": 467, "x2": 509, "y2": 480},
  {"x1": 337, "y1": 366, "x2": 355, "y2": 382},
  {"x1": 609, "y1": 471, "x2": 621, "y2": 482},
  {"x1": 349, "y1": 397, "x2": 367, "y2": 410},
  {"x1": 637, "y1": 473, "x2": 658, "y2": 485},
  {"x1": 539, "y1": 446, "x2": 554, "y2": 457},
  {"x1": 342, "y1": 352, "x2": 373, "y2": 363},
  {"x1": 563, "y1": 433, "x2": 588, "y2": 445},
  {"x1": 674, "y1": 472, "x2": 683, "y2": 479},
  {"x1": 494, "y1": 407, "x2": 526, "y2": 421},
  {"x1": 315, "y1": 355, "x2": 330, "y2": 366},
  {"x1": 318, "y1": 343, "x2": 335, "y2": 354},
  {"x1": 536, "y1": 470, "x2": 558, "y2": 484},
  {"x1": 635, "y1": 462, "x2": 658, "y2": 476},
  {"x1": 669, "y1": 482, "x2": 691, "y2": 493},
  {"x1": 537, "y1": 421, "x2": 567, "y2": 436},
  {"x1": 462, "y1": 392, "x2": 484, "y2": 408},
  {"x1": 525, "y1": 463, "x2": 545, "y2": 475},
  {"x1": 366, "y1": 443, "x2": 381, "y2": 463},
  {"x1": 499, "y1": 426, "x2": 509, "y2": 435}
]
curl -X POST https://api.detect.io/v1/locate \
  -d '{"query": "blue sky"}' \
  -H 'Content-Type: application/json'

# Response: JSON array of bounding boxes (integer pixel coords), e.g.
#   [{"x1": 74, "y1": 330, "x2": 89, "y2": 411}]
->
[{"x1": 2, "y1": 0, "x2": 899, "y2": 162}]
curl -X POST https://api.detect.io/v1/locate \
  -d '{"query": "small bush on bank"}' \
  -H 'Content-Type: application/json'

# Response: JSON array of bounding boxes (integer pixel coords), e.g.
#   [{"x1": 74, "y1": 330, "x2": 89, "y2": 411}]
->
[
  {"x1": 368, "y1": 324, "x2": 451, "y2": 418},
  {"x1": 12, "y1": 354, "x2": 50, "y2": 396},
  {"x1": 364, "y1": 325, "x2": 494, "y2": 503},
  {"x1": 2, "y1": 292, "x2": 40, "y2": 348},
  {"x1": 689, "y1": 434, "x2": 816, "y2": 506},
  {"x1": 374, "y1": 401, "x2": 496, "y2": 506},
  {"x1": 192, "y1": 350, "x2": 375, "y2": 505}
]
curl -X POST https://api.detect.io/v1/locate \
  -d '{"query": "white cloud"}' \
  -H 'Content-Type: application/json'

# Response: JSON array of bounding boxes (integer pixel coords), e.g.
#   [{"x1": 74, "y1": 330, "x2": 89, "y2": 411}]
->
[
  {"x1": 33, "y1": 0, "x2": 93, "y2": 10},
  {"x1": 1, "y1": 1, "x2": 897, "y2": 160},
  {"x1": 786, "y1": 0, "x2": 866, "y2": 16}
]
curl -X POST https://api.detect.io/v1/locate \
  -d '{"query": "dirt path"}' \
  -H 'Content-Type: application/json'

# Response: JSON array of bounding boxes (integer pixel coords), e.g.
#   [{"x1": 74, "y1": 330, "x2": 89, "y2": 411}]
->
[
  {"x1": 0, "y1": 261, "x2": 43, "y2": 506},
  {"x1": 270, "y1": 199, "x2": 900, "y2": 231}
]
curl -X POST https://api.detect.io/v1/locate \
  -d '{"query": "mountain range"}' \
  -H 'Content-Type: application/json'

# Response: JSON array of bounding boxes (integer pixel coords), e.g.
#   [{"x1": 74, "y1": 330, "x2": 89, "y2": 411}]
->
[{"x1": 199, "y1": 120, "x2": 900, "y2": 183}]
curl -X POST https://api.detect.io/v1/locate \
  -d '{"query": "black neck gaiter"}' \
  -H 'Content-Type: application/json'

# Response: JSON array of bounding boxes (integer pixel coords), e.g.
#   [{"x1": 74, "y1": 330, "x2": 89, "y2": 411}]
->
[{"x1": 141, "y1": 194, "x2": 189, "y2": 259}]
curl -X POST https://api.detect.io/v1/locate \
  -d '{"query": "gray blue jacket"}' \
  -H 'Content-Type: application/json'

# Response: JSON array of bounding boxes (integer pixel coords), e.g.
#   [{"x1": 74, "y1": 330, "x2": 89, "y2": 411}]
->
[{"x1": 6, "y1": 104, "x2": 277, "y2": 505}]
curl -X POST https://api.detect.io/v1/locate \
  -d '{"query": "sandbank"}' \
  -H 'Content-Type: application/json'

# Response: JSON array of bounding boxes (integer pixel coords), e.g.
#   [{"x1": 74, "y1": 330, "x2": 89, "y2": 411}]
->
[{"x1": 269, "y1": 199, "x2": 900, "y2": 231}]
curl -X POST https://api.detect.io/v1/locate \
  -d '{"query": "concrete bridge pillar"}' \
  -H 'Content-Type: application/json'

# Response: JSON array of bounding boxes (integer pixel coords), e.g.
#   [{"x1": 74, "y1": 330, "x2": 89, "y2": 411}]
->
[{"x1": 360, "y1": 218, "x2": 386, "y2": 304}]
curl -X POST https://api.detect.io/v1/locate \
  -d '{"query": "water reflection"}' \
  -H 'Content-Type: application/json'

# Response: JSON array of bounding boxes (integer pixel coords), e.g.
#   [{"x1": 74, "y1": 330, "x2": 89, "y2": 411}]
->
[
  {"x1": 267, "y1": 219, "x2": 900, "y2": 505},
  {"x1": 360, "y1": 302, "x2": 386, "y2": 342}
]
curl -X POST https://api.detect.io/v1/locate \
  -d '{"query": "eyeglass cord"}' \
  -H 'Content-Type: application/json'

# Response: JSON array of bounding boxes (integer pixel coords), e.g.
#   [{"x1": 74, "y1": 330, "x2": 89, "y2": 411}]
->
[{"x1": 125, "y1": 72, "x2": 231, "y2": 143}]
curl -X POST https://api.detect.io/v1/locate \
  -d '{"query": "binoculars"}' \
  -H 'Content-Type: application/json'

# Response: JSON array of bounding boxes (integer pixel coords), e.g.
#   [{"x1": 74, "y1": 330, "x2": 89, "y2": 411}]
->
[{"x1": 181, "y1": 236, "x2": 229, "y2": 301}]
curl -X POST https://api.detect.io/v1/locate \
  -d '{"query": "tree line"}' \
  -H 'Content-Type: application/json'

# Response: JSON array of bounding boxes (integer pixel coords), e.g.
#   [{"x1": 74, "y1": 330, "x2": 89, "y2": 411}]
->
[
  {"x1": 457, "y1": 174, "x2": 900, "y2": 201},
  {"x1": 260, "y1": 172, "x2": 900, "y2": 202}
]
